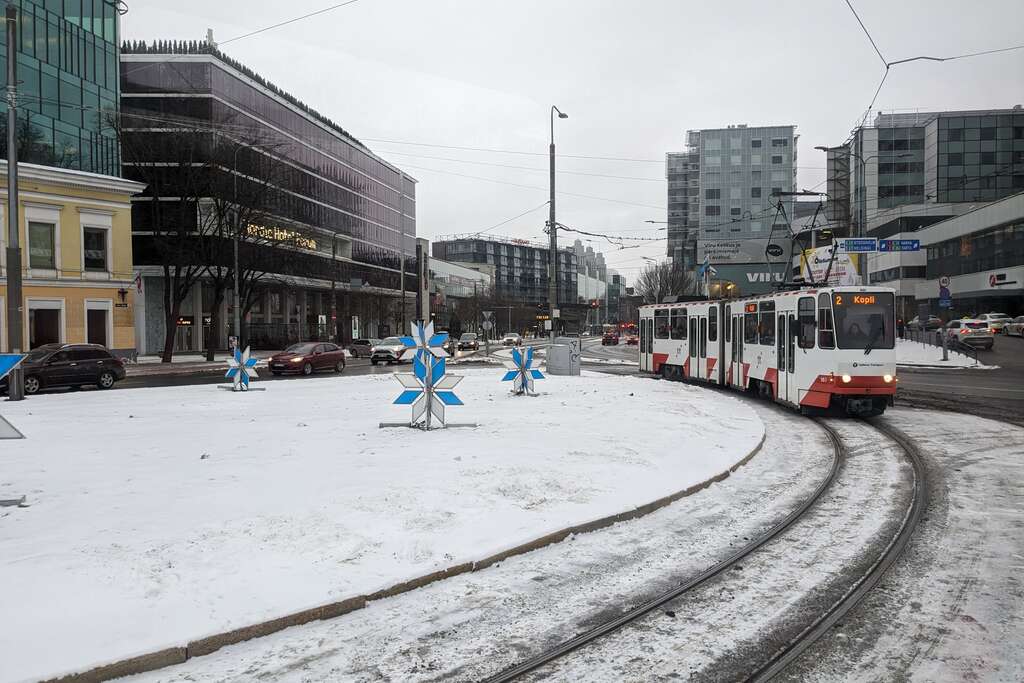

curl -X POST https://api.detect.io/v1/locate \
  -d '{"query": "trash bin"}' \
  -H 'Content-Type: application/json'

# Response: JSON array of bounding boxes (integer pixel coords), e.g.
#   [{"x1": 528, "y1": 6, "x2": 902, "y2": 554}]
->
[{"x1": 547, "y1": 337, "x2": 581, "y2": 376}]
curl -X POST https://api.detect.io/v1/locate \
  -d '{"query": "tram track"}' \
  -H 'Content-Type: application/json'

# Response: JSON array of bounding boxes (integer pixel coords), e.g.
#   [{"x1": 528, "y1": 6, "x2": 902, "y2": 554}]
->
[{"x1": 483, "y1": 416, "x2": 927, "y2": 683}]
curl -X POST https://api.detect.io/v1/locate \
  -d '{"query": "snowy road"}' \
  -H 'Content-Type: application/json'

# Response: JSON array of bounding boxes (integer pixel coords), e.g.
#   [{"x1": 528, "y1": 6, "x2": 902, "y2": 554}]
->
[{"x1": 125, "y1": 403, "x2": 838, "y2": 682}]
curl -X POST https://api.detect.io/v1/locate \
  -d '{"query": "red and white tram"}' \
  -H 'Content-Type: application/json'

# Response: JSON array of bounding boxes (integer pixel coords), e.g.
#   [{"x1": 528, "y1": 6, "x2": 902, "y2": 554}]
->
[{"x1": 639, "y1": 286, "x2": 898, "y2": 416}]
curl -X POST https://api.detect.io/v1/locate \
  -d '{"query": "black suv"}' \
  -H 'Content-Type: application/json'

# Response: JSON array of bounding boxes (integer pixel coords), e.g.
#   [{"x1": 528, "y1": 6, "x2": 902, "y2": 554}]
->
[{"x1": 0, "y1": 343, "x2": 126, "y2": 395}]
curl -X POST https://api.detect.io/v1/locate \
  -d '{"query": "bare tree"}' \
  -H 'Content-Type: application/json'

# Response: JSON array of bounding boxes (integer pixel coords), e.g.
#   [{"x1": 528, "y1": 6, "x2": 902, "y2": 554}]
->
[{"x1": 635, "y1": 260, "x2": 696, "y2": 304}]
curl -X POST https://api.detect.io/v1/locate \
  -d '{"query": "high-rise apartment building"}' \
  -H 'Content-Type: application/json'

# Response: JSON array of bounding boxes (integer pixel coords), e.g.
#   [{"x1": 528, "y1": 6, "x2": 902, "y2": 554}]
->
[
  {"x1": 667, "y1": 124, "x2": 797, "y2": 294},
  {"x1": 0, "y1": 0, "x2": 121, "y2": 176},
  {"x1": 825, "y1": 107, "x2": 1024, "y2": 318}
]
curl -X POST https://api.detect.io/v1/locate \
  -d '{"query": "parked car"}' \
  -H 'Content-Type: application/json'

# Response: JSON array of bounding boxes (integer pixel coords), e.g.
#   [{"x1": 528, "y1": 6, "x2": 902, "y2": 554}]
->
[
  {"x1": 269, "y1": 342, "x2": 346, "y2": 375},
  {"x1": 347, "y1": 338, "x2": 380, "y2": 358},
  {"x1": 0, "y1": 343, "x2": 125, "y2": 396},
  {"x1": 501, "y1": 333, "x2": 522, "y2": 346},
  {"x1": 978, "y1": 312, "x2": 1013, "y2": 334},
  {"x1": 625, "y1": 334, "x2": 639, "y2": 346},
  {"x1": 602, "y1": 331, "x2": 620, "y2": 346},
  {"x1": 908, "y1": 315, "x2": 943, "y2": 330},
  {"x1": 941, "y1": 319, "x2": 994, "y2": 350},
  {"x1": 457, "y1": 333, "x2": 480, "y2": 351},
  {"x1": 370, "y1": 337, "x2": 410, "y2": 365},
  {"x1": 1004, "y1": 315, "x2": 1024, "y2": 337}
]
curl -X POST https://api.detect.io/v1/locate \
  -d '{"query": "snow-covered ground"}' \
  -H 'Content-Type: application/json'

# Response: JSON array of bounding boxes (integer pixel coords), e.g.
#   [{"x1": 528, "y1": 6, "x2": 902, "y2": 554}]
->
[
  {"x1": 0, "y1": 369, "x2": 762, "y2": 682},
  {"x1": 894, "y1": 338, "x2": 991, "y2": 368}
]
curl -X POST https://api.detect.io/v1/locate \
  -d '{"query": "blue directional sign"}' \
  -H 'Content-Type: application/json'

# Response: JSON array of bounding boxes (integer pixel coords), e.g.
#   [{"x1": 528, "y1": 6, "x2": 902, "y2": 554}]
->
[
  {"x1": 838, "y1": 238, "x2": 878, "y2": 253},
  {"x1": 0, "y1": 354, "x2": 26, "y2": 381},
  {"x1": 878, "y1": 239, "x2": 920, "y2": 252}
]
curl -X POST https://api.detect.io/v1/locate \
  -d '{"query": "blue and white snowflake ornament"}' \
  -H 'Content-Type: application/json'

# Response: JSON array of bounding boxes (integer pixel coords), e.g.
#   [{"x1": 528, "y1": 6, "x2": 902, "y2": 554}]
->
[
  {"x1": 502, "y1": 346, "x2": 544, "y2": 395},
  {"x1": 393, "y1": 321, "x2": 463, "y2": 429},
  {"x1": 225, "y1": 346, "x2": 259, "y2": 391}
]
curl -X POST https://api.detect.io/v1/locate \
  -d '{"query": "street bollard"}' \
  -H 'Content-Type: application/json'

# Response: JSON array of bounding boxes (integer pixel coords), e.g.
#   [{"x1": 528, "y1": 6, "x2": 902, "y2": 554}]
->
[{"x1": 941, "y1": 332, "x2": 948, "y2": 361}]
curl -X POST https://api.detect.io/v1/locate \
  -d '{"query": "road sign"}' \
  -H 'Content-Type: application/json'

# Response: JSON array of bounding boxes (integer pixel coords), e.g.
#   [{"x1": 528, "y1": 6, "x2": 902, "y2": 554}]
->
[
  {"x1": 878, "y1": 239, "x2": 920, "y2": 252},
  {"x1": 481, "y1": 320, "x2": 493, "y2": 331},
  {"x1": 482, "y1": 311, "x2": 494, "y2": 321},
  {"x1": 765, "y1": 243, "x2": 785, "y2": 258},
  {"x1": 837, "y1": 238, "x2": 877, "y2": 253},
  {"x1": 939, "y1": 275, "x2": 950, "y2": 288}
]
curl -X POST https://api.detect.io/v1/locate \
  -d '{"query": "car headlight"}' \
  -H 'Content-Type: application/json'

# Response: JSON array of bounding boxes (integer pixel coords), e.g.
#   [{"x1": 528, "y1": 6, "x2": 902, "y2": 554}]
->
[
  {"x1": 883, "y1": 374, "x2": 893, "y2": 383},
  {"x1": 291, "y1": 356, "x2": 304, "y2": 362},
  {"x1": 841, "y1": 374, "x2": 852, "y2": 383}
]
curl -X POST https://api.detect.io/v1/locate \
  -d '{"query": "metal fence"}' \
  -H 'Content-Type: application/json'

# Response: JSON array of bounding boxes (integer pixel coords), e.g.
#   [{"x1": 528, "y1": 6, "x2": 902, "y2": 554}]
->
[{"x1": 903, "y1": 326, "x2": 979, "y2": 364}]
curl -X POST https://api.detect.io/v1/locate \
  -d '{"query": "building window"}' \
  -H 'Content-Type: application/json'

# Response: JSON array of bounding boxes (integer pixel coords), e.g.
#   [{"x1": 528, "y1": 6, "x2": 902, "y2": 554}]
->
[
  {"x1": 771, "y1": 138, "x2": 788, "y2": 147},
  {"x1": 948, "y1": 128, "x2": 963, "y2": 142},
  {"x1": 729, "y1": 187, "x2": 741, "y2": 199},
  {"x1": 730, "y1": 138, "x2": 742, "y2": 149},
  {"x1": 707, "y1": 155, "x2": 721, "y2": 167},
  {"x1": 948, "y1": 152, "x2": 963, "y2": 165},
  {"x1": 981, "y1": 151, "x2": 996, "y2": 164},
  {"x1": 28, "y1": 221, "x2": 56, "y2": 269},
  {"x1": 751, "y1": 187, "x2": 762, "y2": 198},
  {"x1": 771, "y1": 155, "x2": 783, "y2": 165},
  {"x1": 771, "y1": 187, "x2": 782, "y2": 196},
  {"x1": 705, "y1": 189, "x2": 720, "y2": 199},
  {"x1": 730, "y1": 154, "x2": 742, "y2": 166},
  {"x1": 83, "y1": 226, "x2": 108, "y2": 271},
  {"x1": 751, "y1": 139, "x2": 762, "y2": 148},
  {"x1": 751, "y1": 154, "x2": 761, "y2": 165},
  {"x1": 706, "y1": 139, "x2": 721, "y2": 151},
  {"x1": 980, "y1": 127, "x2": 996, "y2": 141},
  {"x1": 705, "y1": 206, "x2": 721, "y2": 216},
  {"x1": 750, "y1": 221, "x2": 762, "y2": 232},
  {"x1": 730, "y1": 207, "x2": 742, "y2": 216},
  {"x1": 751, "y1": 170, "x2": 762, "y2": 182}
]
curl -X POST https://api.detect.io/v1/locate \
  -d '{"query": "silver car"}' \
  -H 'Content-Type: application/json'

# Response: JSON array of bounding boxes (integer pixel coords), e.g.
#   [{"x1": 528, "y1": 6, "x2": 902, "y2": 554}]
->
[
  {"x1": 370, "y1": 337, "x2": 409, "y2": 365},
  {"x1": 942, "y1": 319, "x2": 994, "y2": 350},
  {"x1": 978, "y1": 312, "x2": 1013, "y2": 334},
  {"x1": 501, "y1": 333, "x2": 522, "y2": 346},
  {"x1": 1004, "y1": 315, "x2": 1024, "y2": 337}
]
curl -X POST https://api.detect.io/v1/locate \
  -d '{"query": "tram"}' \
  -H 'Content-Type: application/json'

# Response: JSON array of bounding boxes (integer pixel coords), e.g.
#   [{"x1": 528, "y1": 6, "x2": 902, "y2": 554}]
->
[{"x1": 638, "y1": 286, "x2": 898, "y2": 416}]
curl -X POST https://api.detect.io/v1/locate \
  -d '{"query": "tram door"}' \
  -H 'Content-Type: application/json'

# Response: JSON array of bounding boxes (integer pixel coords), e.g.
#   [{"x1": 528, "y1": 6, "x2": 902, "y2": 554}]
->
[
  {"x1": 777, "y1": 314, "x2": 788, "y2": 401},
  {"x1": 640, "y1": 317, "x2": 651, "y2": 372},
  {"x1": 688, "y1": 316, "x2": 698, "y2": 379},
  {"x1": 731, "y1": 312, "x2": 744, "y2": 388},
  {"x1": 786, "y1": 313, "x2": 797, "y2": 404}
]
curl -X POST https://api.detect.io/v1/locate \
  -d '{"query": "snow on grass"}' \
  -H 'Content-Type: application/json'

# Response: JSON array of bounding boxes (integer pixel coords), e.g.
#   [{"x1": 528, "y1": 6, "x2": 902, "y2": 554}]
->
[
  {"x1": 894, "y1": 338, "x2": 993, "y2": 368},
  {"x1": 0, "y1": 369, "x2": 762, "y2": 682}
]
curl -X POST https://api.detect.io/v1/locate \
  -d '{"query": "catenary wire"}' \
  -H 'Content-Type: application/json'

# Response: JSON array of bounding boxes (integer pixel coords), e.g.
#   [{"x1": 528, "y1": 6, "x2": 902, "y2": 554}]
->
[
  {"x1": 220, "y1": 0, "x2": 364, "y2": 45},
  {"x1": 843, "y1": 0, "x2": 887, "y2": 66}
]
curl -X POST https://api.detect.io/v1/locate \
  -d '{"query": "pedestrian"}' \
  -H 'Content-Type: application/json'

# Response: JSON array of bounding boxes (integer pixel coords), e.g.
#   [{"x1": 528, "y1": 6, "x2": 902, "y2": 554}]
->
[{"x1": 897, "y1": 318, "x2": 905, "y2": 339}]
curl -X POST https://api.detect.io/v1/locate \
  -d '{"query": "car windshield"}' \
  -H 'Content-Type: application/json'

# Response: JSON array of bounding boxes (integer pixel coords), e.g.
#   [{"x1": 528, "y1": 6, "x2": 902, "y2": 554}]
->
[
  {"x1": 966, "y1": 322, "x2": 989, "y2": 329},
  {"x1": 380, "y1": 337, "x2": 402, "y2": 345},
  {"x1": 25, "y1": 349, "x2": 51, "y2": 362},
  {"x1": 986, "y1": 314, "x2": 1010, "y2": 320},
  {"x1": 285, "y1": 343, "x2": 318, "y2": 354},
  {"x1": 460, "y1": 334, "x2": 477, "y2": 341},
  {"x1": 831, "y1": 291, "x2": 895, "y2": 351}
]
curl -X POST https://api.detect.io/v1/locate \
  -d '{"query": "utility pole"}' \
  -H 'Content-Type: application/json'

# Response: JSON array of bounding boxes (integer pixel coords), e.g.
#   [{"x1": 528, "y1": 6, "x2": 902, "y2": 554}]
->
[
  {"x1": 414, "y1": 240, "x2": 423, "y2": 324},
  {"x1": 400, "y1": 220, "x2": 406, "y2": 331},
  {"x1": 5, "y1": 4, "x2": 24, "y2": 401},
  {"x1": 232, "y1": 144, "x2": 242, "y2": 349},
  {"x1": 548, "y1": 105, "x2": 567, "y2": 344}
]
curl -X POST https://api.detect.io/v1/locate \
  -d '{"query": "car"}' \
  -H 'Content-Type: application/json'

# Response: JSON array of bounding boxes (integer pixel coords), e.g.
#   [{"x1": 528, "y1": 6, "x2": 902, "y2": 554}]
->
[
  {"x1": 1005, "y1": 315, "x2": 1024, "y2": 337},
  {"x1": 0, "y1": 343, "x2": 125, "y2": 396},
  {"x1": 602, "y1": 331, "x2": 620, "y2": 346},
  {"x1": 457, "y1": 333, "x2": 480, "y2": 351},
  {"x1": 625, "y1": 334, "x2": 639, "y2": 346},
  {"x1": 269, "y1": 342, "x2": 346, "y2": 375},
  {"x1": 978, "y1": 313, "x2": 1013, "y2": 334},
  {"x1": 370, "y1": 337, "x2": 410, "y2": 365},
  {"x1": 501, "y1": 333, "x2": 522, "y2": 346},
  {"x1": 347, "y1": 338, "x2": 380, "y2": 358},
  {"x1": 908, "y1": 315, "x2": 943, "y2": 330},
  {"x1": 941, "y1": 319, "x2": 994, "y2": 350}
]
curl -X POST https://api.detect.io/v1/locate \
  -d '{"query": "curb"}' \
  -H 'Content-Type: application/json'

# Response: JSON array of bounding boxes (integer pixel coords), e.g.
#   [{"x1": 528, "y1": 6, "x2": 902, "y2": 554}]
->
[{"x1": 43, "y1": 431, "x2": 766, "y2": 683}]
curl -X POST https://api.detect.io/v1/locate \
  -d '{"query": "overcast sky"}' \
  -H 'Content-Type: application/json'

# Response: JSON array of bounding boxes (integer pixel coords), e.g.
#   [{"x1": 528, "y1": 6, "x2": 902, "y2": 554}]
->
[{"x1": 123, "y1": 0, "x2": 1024, "y2": 282}]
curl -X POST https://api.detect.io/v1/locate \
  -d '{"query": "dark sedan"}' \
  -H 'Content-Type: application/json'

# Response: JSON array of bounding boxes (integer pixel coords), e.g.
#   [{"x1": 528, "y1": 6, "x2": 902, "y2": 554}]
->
[
  {"x1": 0, "y1": 343, "x2": 125, "y2": 395},
  {"x1": 269, "y1": 342, "x2": 346, "y2": 376}
]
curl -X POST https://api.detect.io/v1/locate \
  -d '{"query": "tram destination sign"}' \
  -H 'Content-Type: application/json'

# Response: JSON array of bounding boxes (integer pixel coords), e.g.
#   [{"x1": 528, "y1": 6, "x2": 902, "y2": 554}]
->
[{"x1": 878, "y1": 239, "x2": 920, "y2": 252}]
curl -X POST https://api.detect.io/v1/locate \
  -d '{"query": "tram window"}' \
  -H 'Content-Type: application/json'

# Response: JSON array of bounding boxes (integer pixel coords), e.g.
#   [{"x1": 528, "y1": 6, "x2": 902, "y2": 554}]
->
[
  {"x1": 744, "y1": 312, "x2": 758, "y2": 344},
  {"x1": 699, "y1": 318, "x2": 707, "y2": 357},
  {"x1": 709, "y1": 308, "x2": 718, "y2": 342},
  {"x1": 817, "y1": 293, "x2": 835, "y2": 349},
  {"x1": 788, "y1": 315, "x2": 796, "y2": 373},
  {"x1": 670, "y1": 308, "x2": 687, "y2": 340},
  {"x1": 759, "y1": 301, "x2": 775, "y2": 346},
  {"x1": 689, "y1": 318, "x2": 697, "y2": 356},
  {"x1": 655, "y1": 309, "x2": 670, "y2": 339},
  {"x1": 724, "y1": 305, "x2": 731, "y2": 342},
  {"x1": 777, "y1": 314, "x2": 785, "y2": 366},
  {"x1": 798, "y1": 297, "x2": 815, "y2": 349}
]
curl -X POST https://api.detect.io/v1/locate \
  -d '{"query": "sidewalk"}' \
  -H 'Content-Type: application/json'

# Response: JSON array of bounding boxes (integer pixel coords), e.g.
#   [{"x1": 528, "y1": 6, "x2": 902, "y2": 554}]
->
[{"x1": 126, "y1": 352, "x2": 277, "y2": 377}]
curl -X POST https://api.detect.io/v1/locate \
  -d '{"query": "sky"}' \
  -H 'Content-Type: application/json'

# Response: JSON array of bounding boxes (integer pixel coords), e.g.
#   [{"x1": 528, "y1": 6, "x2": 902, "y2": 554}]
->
[{"x1": 122, "y1": 0, "x2": 1024, "y2": 283}]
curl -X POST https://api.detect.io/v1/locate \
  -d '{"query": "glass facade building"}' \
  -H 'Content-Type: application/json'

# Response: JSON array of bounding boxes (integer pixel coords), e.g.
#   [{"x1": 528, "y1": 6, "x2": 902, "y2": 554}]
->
[
  {"x1": 665, "y1": 144, "x2": 699, "y2": 269},
  {"x1": 0, "y1": 0, "x2": 120, "y2": 176},
  {"x1": 120, "y1": 44, "x2": 416, "y2": 352}
]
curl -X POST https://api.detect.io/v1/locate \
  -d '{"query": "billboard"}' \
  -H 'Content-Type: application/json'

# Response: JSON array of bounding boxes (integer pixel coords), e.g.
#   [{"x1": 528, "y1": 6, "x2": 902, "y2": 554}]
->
[
  {"x1": 799, "y1": 245, "x2": 861, "y2": 286},
  {"x1": 697, "y1": 238, "x2": 789, "y2": 265}
]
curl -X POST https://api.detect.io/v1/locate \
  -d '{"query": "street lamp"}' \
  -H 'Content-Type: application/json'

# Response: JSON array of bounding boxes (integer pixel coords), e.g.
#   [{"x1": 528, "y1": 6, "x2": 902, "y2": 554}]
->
[{"x1": 548, "y1": 105, "x2": 567, "y2": 342}]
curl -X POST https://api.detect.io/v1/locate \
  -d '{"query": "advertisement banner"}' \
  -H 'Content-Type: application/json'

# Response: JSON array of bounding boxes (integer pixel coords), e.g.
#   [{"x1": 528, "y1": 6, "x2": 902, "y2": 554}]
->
[
  {"x1": 697, "y1": 238, "x2": 787, "y2": 265},
  {"x1": 800, "y1": 246, "x2": 862, "y2": 286}
]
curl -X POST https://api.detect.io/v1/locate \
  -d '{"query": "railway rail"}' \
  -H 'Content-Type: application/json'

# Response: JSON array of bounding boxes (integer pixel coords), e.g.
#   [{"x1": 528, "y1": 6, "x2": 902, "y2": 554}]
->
[{"x1": 484, "y1": 417, "x2": 927, "y2": 683}]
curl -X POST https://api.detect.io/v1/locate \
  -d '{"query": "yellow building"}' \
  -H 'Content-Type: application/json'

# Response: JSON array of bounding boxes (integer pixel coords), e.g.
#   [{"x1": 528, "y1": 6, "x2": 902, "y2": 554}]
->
[{"x1": 0, "y1": 161, "x2": 145, "y2": 358}]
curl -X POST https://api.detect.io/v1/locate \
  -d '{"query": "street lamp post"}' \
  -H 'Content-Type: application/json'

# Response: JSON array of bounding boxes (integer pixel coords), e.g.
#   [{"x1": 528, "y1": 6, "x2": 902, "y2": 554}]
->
[{"x1": 548, "y1": 105, "x2": 567, "y2": 343}]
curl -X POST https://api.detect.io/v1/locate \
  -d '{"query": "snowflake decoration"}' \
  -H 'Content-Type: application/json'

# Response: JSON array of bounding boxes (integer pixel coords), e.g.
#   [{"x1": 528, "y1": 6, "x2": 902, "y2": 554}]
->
[
  {"x1": 393, "y1": 321, "x2": 463, "y2": 429},
  {"x1": 225, "y1": 346, "x2": 259, "y2": 391},
  {"x1": 502, "y1": 346, "x2": 544, "y2": 395}
]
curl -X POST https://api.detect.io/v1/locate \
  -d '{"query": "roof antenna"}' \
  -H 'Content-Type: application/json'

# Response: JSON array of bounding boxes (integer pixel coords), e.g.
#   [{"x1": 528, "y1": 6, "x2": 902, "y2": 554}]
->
[{"x1": 206, "y1": 28, "x2": 217, "y2": 50}]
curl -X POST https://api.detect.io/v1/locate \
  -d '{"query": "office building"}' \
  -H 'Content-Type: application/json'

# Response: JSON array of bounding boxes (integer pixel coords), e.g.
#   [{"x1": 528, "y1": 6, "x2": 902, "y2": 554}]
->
[
  {"x1": 0, "y1": 0, "x2": 120, "y2": 176},
  {"x1": 665, "y1": 139, "x2": 700, "y2": 268},
  {"x1": 0, "y1": 161, "x2": 144, "y2": 357},
  {"x1": 121, "y1": 41, "x2": 417, "y2": 352},
  {"x1": 825, "y1": 107, "x2": 1024, "y2": 319}
]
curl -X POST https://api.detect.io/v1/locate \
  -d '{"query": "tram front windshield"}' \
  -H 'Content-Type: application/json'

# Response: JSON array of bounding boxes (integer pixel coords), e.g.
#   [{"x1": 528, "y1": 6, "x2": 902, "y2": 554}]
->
[{"x1": 832, "y1": 292, "x2": 895, "y2": 351}]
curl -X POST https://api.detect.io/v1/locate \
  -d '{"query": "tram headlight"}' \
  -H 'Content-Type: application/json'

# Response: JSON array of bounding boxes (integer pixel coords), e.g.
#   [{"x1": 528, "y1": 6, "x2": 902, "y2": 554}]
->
[
  {"x1": 883, "y1": 374, "x2": 893, "y2": 383},
  {"x1": 841, "y1": 374, "x2": 852, "y2": 383}
]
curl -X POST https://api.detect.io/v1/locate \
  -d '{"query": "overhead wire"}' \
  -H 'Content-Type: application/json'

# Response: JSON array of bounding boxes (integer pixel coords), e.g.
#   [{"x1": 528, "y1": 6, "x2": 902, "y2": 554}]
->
[{"x1": 220, "y1": 0, "x2": 364, "y2": 45}]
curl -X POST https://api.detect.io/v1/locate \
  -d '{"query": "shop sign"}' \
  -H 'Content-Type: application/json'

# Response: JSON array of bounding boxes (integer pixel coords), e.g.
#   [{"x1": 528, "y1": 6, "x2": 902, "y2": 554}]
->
[{"x1": 246, "y1": 223, "x2": 318, "y2": 251}]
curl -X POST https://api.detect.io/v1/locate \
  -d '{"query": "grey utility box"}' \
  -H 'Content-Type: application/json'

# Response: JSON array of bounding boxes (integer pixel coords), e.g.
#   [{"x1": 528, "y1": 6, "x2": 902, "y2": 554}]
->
[{"x1": 547, "y1": 337, "x2": 581, "y2": 376}]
